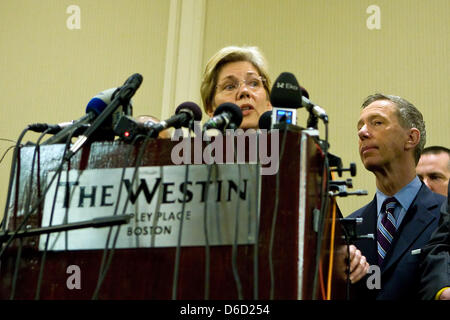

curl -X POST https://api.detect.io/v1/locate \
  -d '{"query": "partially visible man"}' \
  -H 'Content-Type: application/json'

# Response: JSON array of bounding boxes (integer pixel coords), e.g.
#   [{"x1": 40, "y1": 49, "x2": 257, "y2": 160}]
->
[
  {"x1": 416, "y1": 146, "x2": 450, "y2": 196},
  {"x1": 345, "y1": 93, "x2": 445, "y2": 300},
  {"x1": 419, "y1": 183, "x2": 450, "y2": 300}
]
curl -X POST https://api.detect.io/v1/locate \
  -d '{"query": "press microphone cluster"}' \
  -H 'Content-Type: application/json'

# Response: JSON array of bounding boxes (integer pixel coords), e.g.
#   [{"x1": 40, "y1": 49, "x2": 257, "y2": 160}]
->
[
  {"x1": 114, "y1": 101, "x2": 202, "y2": 141},
  {"x1": 39, "y1": 86, "x2": 132, "y2": 145}
]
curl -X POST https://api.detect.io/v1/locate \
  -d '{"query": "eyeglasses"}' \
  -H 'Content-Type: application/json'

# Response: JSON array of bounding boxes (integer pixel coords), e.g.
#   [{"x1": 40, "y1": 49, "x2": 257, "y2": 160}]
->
[{"x1": 216, "y1": 74, "x2": 266, "y2": 95}]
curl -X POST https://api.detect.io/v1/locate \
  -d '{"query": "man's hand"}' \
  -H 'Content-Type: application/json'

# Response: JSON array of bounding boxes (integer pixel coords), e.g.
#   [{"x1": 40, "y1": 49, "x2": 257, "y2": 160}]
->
[
  {"x1": 337, "y1": 244, "x2": 370, "y2": 284},
  {"x1": 439, "y1": 288, "x2": 450, "y2": 300}
]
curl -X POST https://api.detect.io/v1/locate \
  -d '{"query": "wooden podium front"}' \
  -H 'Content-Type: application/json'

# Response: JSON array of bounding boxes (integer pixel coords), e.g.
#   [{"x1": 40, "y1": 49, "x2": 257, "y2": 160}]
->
[{"x1": 0, "y1": 129, "x2": 346, "y2": 300}]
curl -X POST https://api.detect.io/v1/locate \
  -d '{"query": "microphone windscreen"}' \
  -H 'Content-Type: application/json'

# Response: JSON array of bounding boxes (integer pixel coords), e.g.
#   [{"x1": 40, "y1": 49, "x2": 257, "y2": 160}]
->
[
  {"x1": 300, "y1": 86, "x2": 309, "y2": 99},
  {"x1": 175, "y1": 101, "x2": 203, "y2": 121},
  {"x1": 214, "y1": 102, "x2": 243, "y2": 128},
  {"x1": 85, "y1": 88, "x2": 120, "y2": 115},
  {"x1": 124, "y1": 73, "x2": 143, "y2": 89},
  {"x1": 258, "y1": 110, "x2": 272, "y2": 130},
  {"x1": 270, "y1": 72, "x2": 302, "y2": 109}
]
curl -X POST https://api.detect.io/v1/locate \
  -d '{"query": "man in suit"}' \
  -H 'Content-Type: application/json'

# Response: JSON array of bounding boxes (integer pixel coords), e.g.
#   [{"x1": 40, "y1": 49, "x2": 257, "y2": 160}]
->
[
  {"x1": 344, "y1": 93, "x2": 445, "y2": 299},
  {"x1": 418, "y1": 182, "x2": 450, "y2": 300}
]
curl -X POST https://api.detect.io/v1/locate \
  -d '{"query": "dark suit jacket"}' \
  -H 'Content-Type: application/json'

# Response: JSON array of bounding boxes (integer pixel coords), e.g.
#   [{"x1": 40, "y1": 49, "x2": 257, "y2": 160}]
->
[
  {"x1": 348, "y1": 184, "x2": 445, "y2": 300},
  {"x1": 418, "y1": 185, "x2": 450, "y2": 300}
]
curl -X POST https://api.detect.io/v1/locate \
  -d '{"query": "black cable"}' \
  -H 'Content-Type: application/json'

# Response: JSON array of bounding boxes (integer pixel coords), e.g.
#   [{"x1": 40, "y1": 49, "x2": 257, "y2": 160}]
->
[
  {"x1": 35, "y1": 128, "x2": 74, "y2": 299},
  {"x1": 10, "y1": 128, "x2": 52, "y2": 299},
  {"x1": 1, "y1": 130, "x2": 29, "y2": 300},
  {"x1": 9, "y1": 238, "x2": 23, "y2": 300},
  {"x1": 92, "y1": 135, "x2": 150, "y2": 299},
  {"x1": 171, "y1": 162, "x2": 190, "y2": 300},
  {"x1": 92, "y1": 162, "x2": 129, "y2": 300},
  {"x1": 231, "y1": 129, "x2": 260, "y2": 300},
  {"x1": 1, "y1": 128, "x2": 50, "y2": 260},
  {"x1": 149, "y1": 165, "x2": 164, "y2": 248},
  {"x1": 199, "y1": 131, "x2": 214, "y2": 300},
  {"x1": 253, "y1": 131, "x2": 262, "y2": 300},
  {"x1": 1, "y1": 127, "x2": 29, "y2": 232},
  {"x1": 10, "y1": 127, "x2": 75, "y2": 299},
  {"x1": 92, "y1": 156, "x2": 129, "y2": 298},
  {"x1": 0, "y1": 145, "x2": 16, "y2": 166},
  {"x1": 1, "y1": 126, "x2": 89, "y2": 299},
  {"x1": 203, "y1": 162, "x2": 213, "y2": 300},
  {"x1": 268, "y1": 125, "x2": 288, "y2": 299},
  {"x1": 8, "y1": 129, "x2": 37, "y2": 299},
  {"x1": 311, "y1": 122, "x2": 330, "y2": 299},
  {"x1": 231, "y1": 158, "x2": 243, "y2": 300},
  {"x1": 170, "y1": 127, "x2": 199, "y2": 300},
  {"x1": 315, "y1": 159, "x2": 330, "y2": 298},
  {"x1": 346, "y1": 238, "x2": 351, "y2": 300},
  {"x1": 37, "y1": 124, "x2": 97, "y2": 297},
  {"x1": 0, "y1": 147, "x2": 67, "y2": 261}
]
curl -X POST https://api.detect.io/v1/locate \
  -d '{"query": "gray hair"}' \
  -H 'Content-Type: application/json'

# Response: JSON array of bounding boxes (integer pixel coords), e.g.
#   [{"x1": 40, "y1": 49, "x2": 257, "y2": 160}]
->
[{"x1": 362, "y1": 93, "x2": 426, "y2": 164}]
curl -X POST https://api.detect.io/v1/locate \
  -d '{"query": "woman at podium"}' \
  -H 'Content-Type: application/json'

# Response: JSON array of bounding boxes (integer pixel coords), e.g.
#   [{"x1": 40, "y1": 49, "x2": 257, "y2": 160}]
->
[{"x1": 200, "y1": 46, "x2": 273, "y2": 130}]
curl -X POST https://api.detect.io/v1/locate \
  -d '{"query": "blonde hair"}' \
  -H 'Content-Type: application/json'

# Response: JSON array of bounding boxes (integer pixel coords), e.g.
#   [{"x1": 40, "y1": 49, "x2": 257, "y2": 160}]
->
[{"x1": 200, "y1": 46, "x2": 271, "y2": 114}]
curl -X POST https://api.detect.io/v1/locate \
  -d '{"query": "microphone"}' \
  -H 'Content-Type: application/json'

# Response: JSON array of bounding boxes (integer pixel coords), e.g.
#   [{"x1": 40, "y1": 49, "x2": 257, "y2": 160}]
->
[
  {"x1": 113, "y1": 115, "x2": 148, "y2": 141},
  {"x1": 146, "y1": 102, "x2": 202, "y2": 138},
  {"x1": 85, "y1": 88, "x2": 120, "y2": 115},
  {"x1": 258, "y1": 110, "x2": 272, "y2": 130},
  {"x1": 300, "y1": 87, "x2": 329, "y2": 124},
  {"x1": 29, "y1": 121, "x2": 78, "y2": 134},
  {"x1": 269, "y1": 72, "x2": 303, "y2": 126},
  {"x1": 29, "y1": 122, "x2": 90, "y2": 137},
  {"x1": 85, "y1": 87, "x2": 133, "y2": 135},
  {"x1": 114, "y1": 102, "x2": 202, "y2": 140},
  {"x1": 203, "y1": 103, "x2": 243, "y2": 132},
  {"x1": 67, "y1": 73, "x2": 143, "y2": 159},
  {"x1": 86, "y1": 87, "x2": 133, "y2": 120},
  {"x1": 41, "y1": 87, "x2": 129, "y2": 145}
]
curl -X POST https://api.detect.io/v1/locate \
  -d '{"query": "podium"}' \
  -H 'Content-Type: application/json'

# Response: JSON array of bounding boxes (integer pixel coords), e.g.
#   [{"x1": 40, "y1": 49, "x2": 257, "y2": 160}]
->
[{"x1": 0, "y1": 128, "x2": 346, "y2": 299}]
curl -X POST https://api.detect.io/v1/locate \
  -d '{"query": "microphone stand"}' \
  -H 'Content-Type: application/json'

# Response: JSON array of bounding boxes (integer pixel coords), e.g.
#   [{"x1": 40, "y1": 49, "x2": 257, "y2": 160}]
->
[
  {"x1": 0, "y1": 214, "x2": 132, "y2": 244},
  {"x1": 41, "y1": 113, "x2": 96, "y2": 145},
  {"x1": 307, "y1": 113, "x2": 319, "y2": 129},
  {"x1": 338, "y1": 217, "x2": 374, "y2": 300}
]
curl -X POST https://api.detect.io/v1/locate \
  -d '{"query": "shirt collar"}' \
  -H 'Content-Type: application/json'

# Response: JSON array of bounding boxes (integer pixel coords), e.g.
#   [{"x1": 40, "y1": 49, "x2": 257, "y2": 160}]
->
[{"x1": 376, "y1": 176, "x2": 422, "y2": 215}]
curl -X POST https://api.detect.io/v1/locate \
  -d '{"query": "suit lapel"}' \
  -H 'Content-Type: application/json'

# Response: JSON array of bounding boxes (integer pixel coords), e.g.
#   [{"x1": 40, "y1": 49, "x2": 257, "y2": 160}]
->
[
  {"x1": 382, "y1": 186, "x2": 439, "y2": 274},
  {"x1": 355, "y1": 197, "x2": 378, "y2": 266}
]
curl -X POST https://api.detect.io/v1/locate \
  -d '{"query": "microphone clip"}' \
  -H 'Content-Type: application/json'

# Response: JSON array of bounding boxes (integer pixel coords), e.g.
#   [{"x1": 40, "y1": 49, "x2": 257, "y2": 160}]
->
[{"x1": 339, "y1": 218, "x2": 374, "y2": 243}]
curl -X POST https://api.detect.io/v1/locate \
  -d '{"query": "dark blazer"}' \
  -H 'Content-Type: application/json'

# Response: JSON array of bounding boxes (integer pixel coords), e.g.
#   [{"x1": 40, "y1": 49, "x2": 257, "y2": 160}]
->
[
  {"x1": 348, "y1": 184, "x2": 445, "y2": 300},
  {"x1": 418, "y1": 184, "x2": 450, "y2": 300}
]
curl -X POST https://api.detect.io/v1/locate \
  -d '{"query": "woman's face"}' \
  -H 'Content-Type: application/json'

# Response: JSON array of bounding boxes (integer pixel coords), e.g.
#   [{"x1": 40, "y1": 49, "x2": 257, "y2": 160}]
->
[{"x1": 210, "y1": 61, "x2": 271, "y2": 129}]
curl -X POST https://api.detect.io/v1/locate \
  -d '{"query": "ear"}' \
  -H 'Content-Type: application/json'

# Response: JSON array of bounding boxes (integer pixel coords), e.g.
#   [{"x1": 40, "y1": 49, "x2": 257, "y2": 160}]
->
[
  {"x1": 405, "y1": 128, "x2": 420, "y2": 151},
  {"x1": 266, "y1": 96, "x2": 272, "y2": 109}
]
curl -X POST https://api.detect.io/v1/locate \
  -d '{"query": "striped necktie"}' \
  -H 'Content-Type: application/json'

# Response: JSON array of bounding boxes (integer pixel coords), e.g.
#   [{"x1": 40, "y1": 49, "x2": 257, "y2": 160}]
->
[{"x1": 377, "y1": 197, "x2": 398, "y2": 266}]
